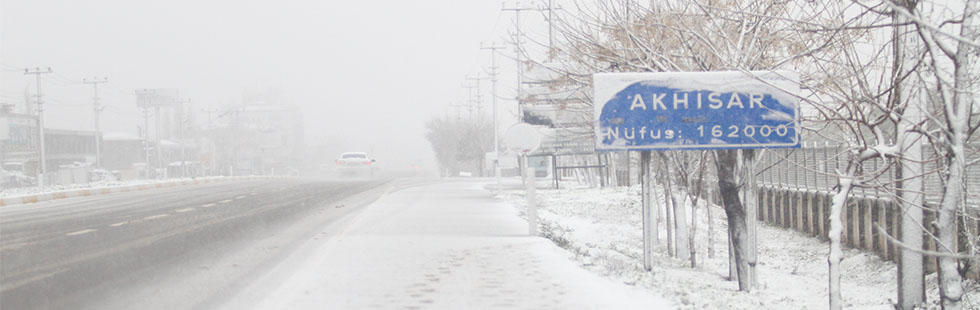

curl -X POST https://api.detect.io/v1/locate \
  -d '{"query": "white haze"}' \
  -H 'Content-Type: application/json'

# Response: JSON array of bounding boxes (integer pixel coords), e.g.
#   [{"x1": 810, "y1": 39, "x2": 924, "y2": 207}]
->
[{"x1": 0, "y1": 0, "x2": 515, "y2": 169}]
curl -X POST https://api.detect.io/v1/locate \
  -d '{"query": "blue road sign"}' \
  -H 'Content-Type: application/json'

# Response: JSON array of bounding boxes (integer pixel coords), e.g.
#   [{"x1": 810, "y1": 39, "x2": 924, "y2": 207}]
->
[{"x1": 593, "y1": 71, "x2": 800, "y2": 151}]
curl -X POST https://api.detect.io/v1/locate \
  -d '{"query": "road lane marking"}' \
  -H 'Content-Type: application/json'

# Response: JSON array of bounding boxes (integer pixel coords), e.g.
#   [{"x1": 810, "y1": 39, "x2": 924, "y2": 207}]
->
[
  {"x1": 144, "y1": 214, "x2": 170, "y2": 220},
  {"x1": 235, "y1": 195, "x2": 247, "y2": 199},
  {"x1": 219, "y1": 199, "x2": 234, "y2": 204},
  {"x1": 3, "y1": 267, "x2": 70, "y2": 292},
  {"x1": 66, "y1": 229, "x2": 97, "y2": 236},
  {"x1": 201, "y1": 203, "x2": 216, "y2": 207},
  {"x1": 109, "y1": 221, "x2": 128, "y2": 227},
  {"x1": 176, "y1": 208, "x2": 194, "y2": 213}
]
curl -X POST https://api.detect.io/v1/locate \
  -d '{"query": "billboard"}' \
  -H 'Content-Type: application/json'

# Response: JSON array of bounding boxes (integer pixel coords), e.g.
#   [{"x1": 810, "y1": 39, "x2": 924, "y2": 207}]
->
[
  {"x1": 0, "y1": 115, "x2": 38, "y2": 156},
  {"x1": 136, "y1": 88, "x2": 179, "y2": 108},
  {"x1": 593, "y1": 71, "x2": 800, "y2": 151},
  {"x1": 0, "y1": 118, "x2": 7, "y2": 140}
]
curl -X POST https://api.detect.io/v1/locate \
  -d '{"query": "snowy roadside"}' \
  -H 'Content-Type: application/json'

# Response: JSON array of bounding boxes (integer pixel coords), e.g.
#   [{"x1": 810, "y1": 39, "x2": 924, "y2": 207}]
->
[
  {"x1": 1, "y1": 178, "x2": 198, "y2": 197},
  {"x1": 0, "y1": 176, "x2": 285, "y2": 206},
  {"x1": 499, "y1": 181, "x2": 979, "y2": 310},
  {"x1": 221, "y1": 179, "x2": 673, "y2": 310}
]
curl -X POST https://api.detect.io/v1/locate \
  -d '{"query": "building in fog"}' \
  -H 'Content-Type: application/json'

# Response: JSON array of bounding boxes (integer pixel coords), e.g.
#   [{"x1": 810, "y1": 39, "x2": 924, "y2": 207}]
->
[
  {"x1": 207, "y1": 89, "x2": 304, "y2": 176},
  {"x1": 102, "y1": 132, "x2": 144, "y2": 176},
  {"x1": 1, "y1": 111, "x2": 99, "y2": 184},
  {"x1": 0, "y1": 112, "x2": 39, "y2": 175},
  {"x1": 44, "y1": 129, "x2": 97, "y2": 167},
  {"x1": 237, "y1": 103, "x2": 304, "y2": 174},
  {"x1": 515, "y1": 64, "x2": 596, "y2": 181}
]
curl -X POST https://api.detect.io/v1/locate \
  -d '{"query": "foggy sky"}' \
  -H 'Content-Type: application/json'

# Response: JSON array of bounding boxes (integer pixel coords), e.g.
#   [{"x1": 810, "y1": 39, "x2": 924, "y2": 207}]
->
[{"x1": 1, "y1": 0, "x2": 517, "y2": 167}]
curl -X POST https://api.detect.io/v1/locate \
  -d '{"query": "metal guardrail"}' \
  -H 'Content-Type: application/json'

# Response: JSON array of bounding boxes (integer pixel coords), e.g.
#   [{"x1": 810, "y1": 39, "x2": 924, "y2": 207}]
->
[{"x1": 757, "y1": 143, "x2": 979, "y2": 207}]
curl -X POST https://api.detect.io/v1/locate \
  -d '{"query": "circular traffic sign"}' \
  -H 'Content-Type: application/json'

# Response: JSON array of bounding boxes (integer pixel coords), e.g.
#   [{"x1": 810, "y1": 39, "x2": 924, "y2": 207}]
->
[{"x1": 503, "y1": 123, "x2": 541, "y2": 154}]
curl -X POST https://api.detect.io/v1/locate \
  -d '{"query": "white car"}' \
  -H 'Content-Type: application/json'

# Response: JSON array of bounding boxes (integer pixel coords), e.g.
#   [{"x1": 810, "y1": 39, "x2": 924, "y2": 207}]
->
[{"x1": 335, "y1": 152, "x2": 376, "y2": 176}]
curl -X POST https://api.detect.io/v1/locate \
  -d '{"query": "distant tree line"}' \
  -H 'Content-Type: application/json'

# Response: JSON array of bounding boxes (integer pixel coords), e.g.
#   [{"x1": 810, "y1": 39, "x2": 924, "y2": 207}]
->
[{"x1": 424, "y1": 115, "x2": 493, "y2": 177}]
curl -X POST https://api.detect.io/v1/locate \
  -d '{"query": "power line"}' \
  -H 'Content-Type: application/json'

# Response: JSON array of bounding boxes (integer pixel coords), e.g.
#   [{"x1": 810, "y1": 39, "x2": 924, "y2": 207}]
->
[
  {"x1": 1, "y1": 63, "x2": 25, "y2": 71},
  {"x1": 44, "y1": 73, "x2": 77, "y2": 86}
]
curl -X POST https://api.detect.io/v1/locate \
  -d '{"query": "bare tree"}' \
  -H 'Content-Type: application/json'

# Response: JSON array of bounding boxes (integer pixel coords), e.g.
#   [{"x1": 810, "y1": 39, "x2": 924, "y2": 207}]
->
[
  {"x1": 797, "y1": 1, "x2": 980, "y2": 308},
  {"x1": 424, "y1": 115, "x2": 494, "y2": 176},
  {"x1": 528, "y1": 0, "x2": 835, "y2": 292},
  {"x1": 525, "y1": 1, "x2": 979, "y2": 306},
  {"x1": 656, "y1": 151, "x2": 709, "y2": 266}
]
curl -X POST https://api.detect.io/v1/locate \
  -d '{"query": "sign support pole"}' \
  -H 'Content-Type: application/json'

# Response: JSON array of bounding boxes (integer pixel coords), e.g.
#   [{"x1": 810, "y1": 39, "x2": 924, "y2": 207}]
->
[
  {"x1": 641, "y1": 151, "x2": 653, "y2": 270},
  {"x1": 552, "y1": 155, "x2": 558, "y2": 189},
  {"x1": 504, "y1": 122, "x2": 541, "y2": 207},
  {"x1": 495, "y1": 164, "x2": 502, "y2": 195},
  {"x1": 524, "y1": 154, "x2": 538, "y2": 236},
  {"x1": 597, "y1": 154, "x2": 605, "y2": 188},
  {"x1": 743, "y1": 150, "x2": 758, "y2": 288}
]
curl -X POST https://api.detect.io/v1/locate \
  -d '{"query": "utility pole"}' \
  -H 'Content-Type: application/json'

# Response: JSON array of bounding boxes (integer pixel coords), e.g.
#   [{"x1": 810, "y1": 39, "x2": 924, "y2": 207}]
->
[
  {"x1": 155, "y1": 105, "x2": 164, "y2": 178},
  {"x1": 83, "y1": 77, "x2": 108, "y2": 168},
  {"x1": 24, "y1": 67, "x2": 52, "y2": 187},
  {"x1": 894, "y1": 2, "x2": 925, "y2": 306},
  {"x1": 541, "y1": 0, "x2": 561, "y2": 51},
  {"x1": 176, "y1": 99, "x2": 191, "y2": 178},
  {"x1": 201, "y1": 108, "x2": 218, "y2": 176},
  {"x1": 467, "y1": 74, "x2": 490, "y2": 176},
  {"x1": 201, "y1": 108, "x2": 218, "y2": 130},
  {"x1": 448, "y1": 102, "x2": 470, "y2": 121},
  {"x1": 481, "y1": 43, "x2": 506, "y2": 194},
  {"x1": 502, "y1": 3, "x2": 534, "y2": 123},
  {"x1": 461, "y1": 82, "x2": 479, "y2": 119},
  {"x1": 465, "y1": 74, "x2": 487, "y2": 117},
  {"x1": 228, "y1": 106, "x2": 242, "y2": 176},
  {"x1": 141, "y1": 107, "x2": 152, "y2": 179}
]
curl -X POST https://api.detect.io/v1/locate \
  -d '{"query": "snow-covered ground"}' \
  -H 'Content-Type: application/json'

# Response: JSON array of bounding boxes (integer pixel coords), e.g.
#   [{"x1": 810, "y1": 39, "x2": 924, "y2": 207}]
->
[
  {"x1": 0, "y1": 178, "x2": 197, "y2": 198},
  {"x1": 223, "y1": 180, "x2": 673, "y2": 310},
  {"x1": 500, "y1": 181, "x2": 980, "y2": 310},
  {"x1": 0, "y1": 175, "x2": 266, "y2": 199}
]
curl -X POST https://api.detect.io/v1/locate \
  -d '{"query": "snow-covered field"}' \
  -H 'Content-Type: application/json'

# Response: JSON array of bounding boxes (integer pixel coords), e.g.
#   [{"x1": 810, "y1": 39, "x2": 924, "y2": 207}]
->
[{"x1": 501, "y1": 183, "x2": 979, "y2": 310}]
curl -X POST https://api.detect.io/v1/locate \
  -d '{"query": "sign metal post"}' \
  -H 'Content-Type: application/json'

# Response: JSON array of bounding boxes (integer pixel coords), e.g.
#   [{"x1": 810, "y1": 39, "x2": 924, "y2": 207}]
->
[
  {"x1": 641, "y1": 151, "x2": 654, "y2": 270},
  {"x1": 504, "y1": 123, "x2": 542, "y2": 236},
  {"x1": 525, "y1": 155, "x2": 538, "y2": 236}
]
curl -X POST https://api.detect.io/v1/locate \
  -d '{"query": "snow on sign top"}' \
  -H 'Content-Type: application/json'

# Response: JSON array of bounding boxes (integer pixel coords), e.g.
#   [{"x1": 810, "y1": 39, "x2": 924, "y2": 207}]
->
[
  {"x1": 503, "y1": 123, "x2": 542, "y2": 154},
  {"x1": 593, "y1": 71, "x2": 801, "y2": 151}
]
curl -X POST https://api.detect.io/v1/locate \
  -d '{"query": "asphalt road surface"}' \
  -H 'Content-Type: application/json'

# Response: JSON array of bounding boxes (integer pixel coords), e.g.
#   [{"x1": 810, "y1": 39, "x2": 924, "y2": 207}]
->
[{"x1": 0, "y1": 177, "x2": 396, "y2": 310}]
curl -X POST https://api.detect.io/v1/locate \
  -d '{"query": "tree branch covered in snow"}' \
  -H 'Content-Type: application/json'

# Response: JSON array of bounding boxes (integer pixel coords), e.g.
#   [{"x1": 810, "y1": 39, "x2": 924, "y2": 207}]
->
[{"x1": 507, "y1": 0, "x2": 978, "y2": 307}]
